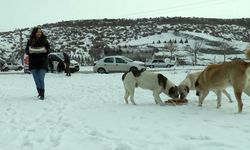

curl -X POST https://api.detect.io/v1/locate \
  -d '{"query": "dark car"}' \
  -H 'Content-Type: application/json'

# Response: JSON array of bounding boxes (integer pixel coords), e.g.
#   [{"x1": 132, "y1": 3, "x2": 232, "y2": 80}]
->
[{"x1": 48, "y1": 53, "x2": 80, "y2": 73}]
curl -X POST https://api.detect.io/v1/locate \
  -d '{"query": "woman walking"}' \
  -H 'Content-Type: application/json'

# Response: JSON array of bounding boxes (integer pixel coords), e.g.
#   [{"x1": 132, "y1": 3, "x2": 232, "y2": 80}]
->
[{"x1": 25, "y1": 26, "x2": 50, "y2": 100}]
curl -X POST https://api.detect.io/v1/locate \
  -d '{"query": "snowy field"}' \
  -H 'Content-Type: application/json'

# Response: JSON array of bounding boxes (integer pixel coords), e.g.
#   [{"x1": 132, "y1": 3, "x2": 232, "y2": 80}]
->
[{"x1": 1, "y1": 66, "x2": 250, "y2": 150}]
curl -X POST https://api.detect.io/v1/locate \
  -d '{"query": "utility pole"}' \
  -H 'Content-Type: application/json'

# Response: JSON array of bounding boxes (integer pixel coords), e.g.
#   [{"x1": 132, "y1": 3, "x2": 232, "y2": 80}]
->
[{"x1": 19, "y1": 29, "x2": 24, "y2": 64}]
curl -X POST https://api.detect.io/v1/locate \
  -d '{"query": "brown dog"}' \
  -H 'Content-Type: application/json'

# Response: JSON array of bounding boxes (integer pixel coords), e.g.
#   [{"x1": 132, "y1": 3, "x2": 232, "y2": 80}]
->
[{"x1": 195, "y1": 60, "x2": 250, "y2": 113}]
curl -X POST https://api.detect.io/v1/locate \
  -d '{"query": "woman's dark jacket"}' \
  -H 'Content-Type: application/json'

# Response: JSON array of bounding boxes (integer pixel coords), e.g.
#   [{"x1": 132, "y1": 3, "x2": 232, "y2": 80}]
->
[{"x1": 25, "y1": 38, "x2": 50, "y2": 71}]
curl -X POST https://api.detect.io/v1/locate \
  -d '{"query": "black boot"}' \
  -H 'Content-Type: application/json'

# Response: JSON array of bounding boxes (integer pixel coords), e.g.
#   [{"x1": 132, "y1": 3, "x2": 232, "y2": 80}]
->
[
  {"x1": 39, "y1": 89, "x2": 45, "y2": 100},
  {"x1": 37, "y1": 88, "x2": 41, "y2": 97}
]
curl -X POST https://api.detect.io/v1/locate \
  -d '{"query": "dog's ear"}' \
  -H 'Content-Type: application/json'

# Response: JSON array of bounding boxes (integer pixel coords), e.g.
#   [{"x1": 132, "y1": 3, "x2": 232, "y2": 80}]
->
[
  {"x1": 185, "y1": 86, "x2": 190, "y2": 93},
  {"x1": 169, "y1": 86, "x2": 178, "y2": 94},
  {"x1": 195, "y1": 80, "x2": 199, "y2": 87}
]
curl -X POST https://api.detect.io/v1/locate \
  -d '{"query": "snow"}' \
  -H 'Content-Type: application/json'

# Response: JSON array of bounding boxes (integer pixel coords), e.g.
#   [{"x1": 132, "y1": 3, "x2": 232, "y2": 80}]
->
[
  {"x1": 180, "y1": 31, "x2": 249, "y2": 51},
  {"x1": 120, "y1": 32, "x2": 181, "y2": 46},
  {"x1": 117, "y1": 31, "x2": 249, "y2": 57},
  {"x1": 1, "y1": 66, "x2": 250, "y2": 150}
]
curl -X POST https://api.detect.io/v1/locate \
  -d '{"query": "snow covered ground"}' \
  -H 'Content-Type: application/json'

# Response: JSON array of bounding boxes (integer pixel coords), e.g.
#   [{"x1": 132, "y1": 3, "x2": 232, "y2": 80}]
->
[{"x1": 1, "y1": 66, "x2": 250, "y2": 150}]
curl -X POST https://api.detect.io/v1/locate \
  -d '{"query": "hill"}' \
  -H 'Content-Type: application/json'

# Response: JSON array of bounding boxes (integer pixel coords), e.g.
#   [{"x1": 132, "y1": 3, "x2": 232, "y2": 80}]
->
[{"x1": 0, "y1": 17, "x2": 250, "y2": 65}]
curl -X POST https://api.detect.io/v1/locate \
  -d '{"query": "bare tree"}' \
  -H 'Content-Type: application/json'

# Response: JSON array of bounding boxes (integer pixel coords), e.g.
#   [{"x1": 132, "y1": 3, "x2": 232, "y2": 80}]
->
[
  {"x1": 220, "y1": 40, "x2": 233, "y2": 62},
  {"x1": 19, "y1": 29, "x2": 24, "y2": 64},
  {"x1": 89, "y1": 46, "x2": 103, "y2": 60},
  {"x1": 190, "y1": 40, "x2": 203, "y2": 65},
  {"x1": 165, "y1": 42, "x2": 177, "y2": 59}
]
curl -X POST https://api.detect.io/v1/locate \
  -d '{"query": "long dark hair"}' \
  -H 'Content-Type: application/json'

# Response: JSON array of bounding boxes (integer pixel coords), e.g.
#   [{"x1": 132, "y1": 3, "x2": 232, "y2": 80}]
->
[{"x1": 29, "y1": 27, "x2": 47, "y2": 47}]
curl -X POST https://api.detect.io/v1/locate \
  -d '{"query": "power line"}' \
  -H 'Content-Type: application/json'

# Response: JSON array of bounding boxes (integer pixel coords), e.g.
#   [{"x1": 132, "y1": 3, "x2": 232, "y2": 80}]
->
[
  {"x1": 136, "y1": 0, "x2": 236, "y2": 18},
  {"x1": 114, "y1": 0, "x2": 235, "y2": 18}
]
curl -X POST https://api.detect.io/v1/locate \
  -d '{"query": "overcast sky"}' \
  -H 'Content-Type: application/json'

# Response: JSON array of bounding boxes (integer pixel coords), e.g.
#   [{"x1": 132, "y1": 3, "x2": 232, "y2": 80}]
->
[{"x1": 0, "y1": 0, "x2": 249, "y2": 32}]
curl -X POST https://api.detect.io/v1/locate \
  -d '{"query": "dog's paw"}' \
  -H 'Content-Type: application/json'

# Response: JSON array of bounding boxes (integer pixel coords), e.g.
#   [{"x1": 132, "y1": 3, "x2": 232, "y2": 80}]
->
[
  {"x1": 216, "y1": 105, "x2": 221, "y2": 109},
  {"x1": 159, "y1": 102, "x2": 166, "y2": 106}
]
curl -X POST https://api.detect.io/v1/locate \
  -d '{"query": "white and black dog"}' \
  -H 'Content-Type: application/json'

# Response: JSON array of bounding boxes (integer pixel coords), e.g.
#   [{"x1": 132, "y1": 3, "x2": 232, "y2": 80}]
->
[{"x1": 122, "y1": 70, "x2": 179, "y2": 105}]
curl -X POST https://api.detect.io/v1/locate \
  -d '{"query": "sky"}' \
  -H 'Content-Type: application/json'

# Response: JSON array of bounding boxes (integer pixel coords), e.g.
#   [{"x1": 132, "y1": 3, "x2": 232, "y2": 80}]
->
[{"x1": 0, "y1": 0, "x2": 249, "y2": 32}]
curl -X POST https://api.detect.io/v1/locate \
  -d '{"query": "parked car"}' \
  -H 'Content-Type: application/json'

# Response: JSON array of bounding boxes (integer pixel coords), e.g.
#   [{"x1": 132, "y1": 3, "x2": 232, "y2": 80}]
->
[
  {"x1": 93, "y1": 56, "x2": 146, "y2": 73},
  {"x1": 48, "y1": 52, "x2": 80, "y2": 73},
  {"x1": 1, "y1": 62, "x2": 23, "y2": 71},
  {"x1": 23, "y1": 53, "x2": 80, "y2": 73},
  {"x1": 146, "y1": 57, "x2": 176, "y2": 68}
]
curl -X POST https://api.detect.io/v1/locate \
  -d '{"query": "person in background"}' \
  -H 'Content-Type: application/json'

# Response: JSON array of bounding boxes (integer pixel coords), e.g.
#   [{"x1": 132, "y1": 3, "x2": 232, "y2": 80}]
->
[
  {"x1": 63, "y1": 52, "x2": 71, "y2": 76},
  {"x1": 48, "y1": 55, "x2": 54, "y2": 73},
  {"x1": 25, "y1": 26, "x2": 50, "y2": 100}
]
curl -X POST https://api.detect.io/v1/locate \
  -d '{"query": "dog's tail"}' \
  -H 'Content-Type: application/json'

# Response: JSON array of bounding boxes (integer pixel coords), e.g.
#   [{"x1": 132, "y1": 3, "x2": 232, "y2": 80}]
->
[
  {"x1": 246, "y1": 65, "x2": 250, "y2": 73},
  {"x1": 122, "y1": 69, "x2": 144, "y2": 81},
  {"x1": 243, "y1": 63, "x2": 250, "y2": 96},
  {"x1": 131, "y1": 69, "x2": 144, "y2": 78},
  {"x1": 245, "y1": 63, "x2": 250, "y2": 79},
  {"x1": 122, "y1": 71, "x2": 129, "y2": 81}
]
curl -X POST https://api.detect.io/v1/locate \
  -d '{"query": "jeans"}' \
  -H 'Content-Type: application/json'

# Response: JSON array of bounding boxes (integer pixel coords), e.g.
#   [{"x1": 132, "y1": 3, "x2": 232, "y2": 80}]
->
[{"x1": 31, "y1": 69, "x2": 46, "y2": 89}]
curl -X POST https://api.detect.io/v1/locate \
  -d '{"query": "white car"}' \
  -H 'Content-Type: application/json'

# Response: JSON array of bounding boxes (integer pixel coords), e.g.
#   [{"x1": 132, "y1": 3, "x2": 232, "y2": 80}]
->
[
  {"x1": 93, "y1": 56, "x2": 146, "y2": 73},
  {"x1": 1, "y1": 62, "x2": 23, "y2": 71}
]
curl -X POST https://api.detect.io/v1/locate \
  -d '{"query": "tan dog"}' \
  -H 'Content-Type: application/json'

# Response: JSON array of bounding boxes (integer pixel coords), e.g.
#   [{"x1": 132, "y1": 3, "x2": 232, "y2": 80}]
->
[
  {"x1": 195, "y1": 60, "x2": 250, "y2": 113},
  {"x1": 178, "y1": 71, "x2": 233, "y2": 103}
]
